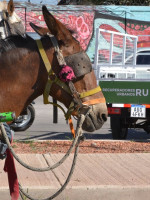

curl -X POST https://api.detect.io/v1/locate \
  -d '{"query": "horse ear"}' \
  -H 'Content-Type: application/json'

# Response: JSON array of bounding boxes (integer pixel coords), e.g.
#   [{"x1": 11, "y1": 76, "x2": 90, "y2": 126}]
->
[
  {"x1": 42, "y1": 5, "x2": 72, "y2": 41},
  {"x1": 30, "y1": 22, "x2": 49, "y2": 36},
  {"x1": 7, "y1": 0, "x2": 14, "y2": 16}
]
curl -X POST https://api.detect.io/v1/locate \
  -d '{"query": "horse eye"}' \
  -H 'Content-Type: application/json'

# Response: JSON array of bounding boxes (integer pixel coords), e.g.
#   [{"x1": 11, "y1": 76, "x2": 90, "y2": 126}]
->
[{"x1": 58, "y1": 40, "x2": 65, "y2": 46}]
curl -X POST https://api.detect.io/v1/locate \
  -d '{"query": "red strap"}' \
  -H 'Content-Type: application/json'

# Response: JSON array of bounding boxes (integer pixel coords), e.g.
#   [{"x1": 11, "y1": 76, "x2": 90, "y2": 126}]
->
[{"x1": 4, "y1": 141, "x2": 19, "y2": 200}]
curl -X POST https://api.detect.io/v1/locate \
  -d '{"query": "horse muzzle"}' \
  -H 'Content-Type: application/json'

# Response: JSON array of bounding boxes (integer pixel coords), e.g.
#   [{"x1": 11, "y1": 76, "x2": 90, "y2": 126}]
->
[{"x1": 81, "y1": 103, "x2": 108, "y2": 132}]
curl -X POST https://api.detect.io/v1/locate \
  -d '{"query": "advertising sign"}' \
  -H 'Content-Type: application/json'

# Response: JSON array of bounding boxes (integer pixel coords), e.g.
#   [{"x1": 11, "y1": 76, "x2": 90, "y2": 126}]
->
[{"x1": 100, "y1": 81, "x2": 150, "y2": 104}]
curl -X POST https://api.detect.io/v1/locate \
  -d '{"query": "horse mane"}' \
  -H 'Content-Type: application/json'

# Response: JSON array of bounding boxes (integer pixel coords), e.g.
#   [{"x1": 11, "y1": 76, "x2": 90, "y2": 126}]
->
[
  {"x1": 0, "y1": 30, "x2": 77, "y2": 55},
  {"x1": 0, "y1": 34, "x2": 34, "y2": 54}
]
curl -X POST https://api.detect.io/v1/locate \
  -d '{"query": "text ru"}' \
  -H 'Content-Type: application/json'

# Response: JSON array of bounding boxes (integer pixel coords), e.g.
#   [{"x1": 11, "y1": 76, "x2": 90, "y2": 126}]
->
[{"x1": 136, "y1": 89, "x2": 149, "y2": 96}]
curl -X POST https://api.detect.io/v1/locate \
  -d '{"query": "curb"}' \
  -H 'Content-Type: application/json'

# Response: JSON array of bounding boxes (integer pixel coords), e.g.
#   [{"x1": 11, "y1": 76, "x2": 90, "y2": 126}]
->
[
  {"x1": 1, "y1": 185, "x2": 150, "y2": 200},
  {"x1": 1, "y1": 153, "x2": 150, "y2": 200}
]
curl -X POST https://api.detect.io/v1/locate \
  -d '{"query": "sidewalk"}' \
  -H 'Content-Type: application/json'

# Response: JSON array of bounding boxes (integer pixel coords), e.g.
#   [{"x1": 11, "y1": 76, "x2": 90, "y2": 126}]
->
[{"x1": 1, "y1": 153, "x2": 150, "y2": 200}]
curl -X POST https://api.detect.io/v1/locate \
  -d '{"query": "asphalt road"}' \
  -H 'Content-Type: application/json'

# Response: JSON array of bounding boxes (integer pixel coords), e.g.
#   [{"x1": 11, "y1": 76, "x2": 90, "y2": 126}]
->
[{"x1": 14, "y1": 96, "x2": 150, "y2": 141}]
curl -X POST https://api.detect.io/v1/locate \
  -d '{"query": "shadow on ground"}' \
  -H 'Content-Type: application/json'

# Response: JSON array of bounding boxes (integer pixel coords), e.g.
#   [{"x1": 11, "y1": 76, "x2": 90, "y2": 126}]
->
[{"x1": 19, "y1": 128, "x2": 150, "y2": 141}]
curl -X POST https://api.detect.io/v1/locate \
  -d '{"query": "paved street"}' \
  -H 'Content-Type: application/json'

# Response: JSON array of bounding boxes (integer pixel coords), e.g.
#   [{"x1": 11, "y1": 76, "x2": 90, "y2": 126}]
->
[{"x1": 14, "y1": 95, "x2": 150, "y2": 141}]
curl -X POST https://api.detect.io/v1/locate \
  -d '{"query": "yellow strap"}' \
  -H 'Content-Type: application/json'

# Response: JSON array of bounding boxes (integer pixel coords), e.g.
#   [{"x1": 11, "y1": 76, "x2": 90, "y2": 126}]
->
[
  {"x1": 36, "y1": 40, "x2": 52, "y2": 75},
  {"x1": 54, "y1": 77, "x2": 71, "y2": 94},
  {"x1": 43, "y1": 79, "x2": 67, "y2": 116},
  {"x1": 36, "y1": 39, "x2": 71, "y2": 104},
  {"x1": 36, "y1": 39, "x2": 75, "y2": 132},
  {"x1": 43, "y1": 79, "x2": 52, "y2": 104},
  {"x1": 79, "y1": 86, "x2": 101, "y2": 99},
  {"x1": 36, "y1": 39, "x2": 53, "y2": 104}
]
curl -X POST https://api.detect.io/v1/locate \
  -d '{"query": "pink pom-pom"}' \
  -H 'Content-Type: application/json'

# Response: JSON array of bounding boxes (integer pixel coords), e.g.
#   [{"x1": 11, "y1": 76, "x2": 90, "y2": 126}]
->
[{"x1": 59, "y1": 65, "x2": 76, "y2": 82}]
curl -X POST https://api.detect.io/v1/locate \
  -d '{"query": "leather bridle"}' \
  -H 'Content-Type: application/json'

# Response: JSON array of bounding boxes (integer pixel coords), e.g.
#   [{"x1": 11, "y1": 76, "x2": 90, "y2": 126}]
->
[{"x1": 36, "y1": 33, "x2": 106, "y2": 120}]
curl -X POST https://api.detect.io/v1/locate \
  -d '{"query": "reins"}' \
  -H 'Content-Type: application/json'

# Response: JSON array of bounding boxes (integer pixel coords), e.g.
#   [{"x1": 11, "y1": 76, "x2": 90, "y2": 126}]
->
[{"x1": 0, "y1": 109, "x2": 91, "y2": 200}]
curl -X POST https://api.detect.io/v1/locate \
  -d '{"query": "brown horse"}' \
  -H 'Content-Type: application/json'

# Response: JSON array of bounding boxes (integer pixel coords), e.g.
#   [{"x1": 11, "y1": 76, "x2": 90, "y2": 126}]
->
[
  {"x1": 0, "y1": 0, "x2": 25, "y2": 39},
  {"x1": 0, "y1": 5, "x2": 107, "y2": 132}
]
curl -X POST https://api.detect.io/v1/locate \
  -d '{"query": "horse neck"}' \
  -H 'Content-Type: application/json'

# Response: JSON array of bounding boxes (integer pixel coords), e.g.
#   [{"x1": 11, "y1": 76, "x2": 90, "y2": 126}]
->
[
  {"x1": 0, "y1": 37, "x2": 72, "y2": 115},
  {"x1": 0, "y1": 37, "x2": 47, "y2": 113}
]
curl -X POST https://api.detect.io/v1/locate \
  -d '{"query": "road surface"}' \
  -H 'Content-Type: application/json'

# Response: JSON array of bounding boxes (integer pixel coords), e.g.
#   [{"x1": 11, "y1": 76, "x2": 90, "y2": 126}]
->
[{"x1": 14, "y1": 96, "x2": 150, "y2": 141}]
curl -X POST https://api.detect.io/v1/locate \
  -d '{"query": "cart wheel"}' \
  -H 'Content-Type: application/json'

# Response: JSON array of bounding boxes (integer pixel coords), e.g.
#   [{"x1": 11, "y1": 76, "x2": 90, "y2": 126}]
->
[{"x1": 110, "y1": 116, "x2": 128, "y2": 140}]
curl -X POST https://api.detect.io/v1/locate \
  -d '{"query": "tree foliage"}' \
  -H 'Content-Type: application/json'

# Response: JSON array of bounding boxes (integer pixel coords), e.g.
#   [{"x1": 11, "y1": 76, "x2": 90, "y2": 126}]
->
[
  {"x1": 89, "y1": 0, "x2": 150, "y2": 5},
  {"x1": 64, "y1": 0, "x2": 150, "y2": 5}
]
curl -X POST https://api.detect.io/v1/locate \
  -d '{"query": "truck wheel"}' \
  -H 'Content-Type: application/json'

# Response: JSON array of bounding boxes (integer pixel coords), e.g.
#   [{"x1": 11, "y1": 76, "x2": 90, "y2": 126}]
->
[{"x1": 110, "y1": 117, "x2": 128, "y2": 140}]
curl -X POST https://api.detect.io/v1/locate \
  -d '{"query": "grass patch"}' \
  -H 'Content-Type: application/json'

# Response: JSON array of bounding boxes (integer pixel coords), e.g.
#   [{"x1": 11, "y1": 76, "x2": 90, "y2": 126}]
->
[
  {"x1": 12, "y1": 144, "x2": 17, "y2": 148},
  {"x1": 13, "y1": 140, "x2": 34, "y2": 144}
]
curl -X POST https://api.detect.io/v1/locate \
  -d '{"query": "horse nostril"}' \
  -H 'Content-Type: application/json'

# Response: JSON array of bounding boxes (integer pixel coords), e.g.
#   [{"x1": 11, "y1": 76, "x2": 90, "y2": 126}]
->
[{"x1": 102, "y1": 114, "x2": 107, "y2": 122}]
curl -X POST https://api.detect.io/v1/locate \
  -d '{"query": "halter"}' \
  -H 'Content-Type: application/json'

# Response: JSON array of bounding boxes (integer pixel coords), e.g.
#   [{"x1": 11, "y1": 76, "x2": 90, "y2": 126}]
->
[
  {"x1": 0, "y1": 11, "x2": 10, "y2": 39},
  {"x1": 36, "y1": 34, "x2": 105, "y2": 128}
]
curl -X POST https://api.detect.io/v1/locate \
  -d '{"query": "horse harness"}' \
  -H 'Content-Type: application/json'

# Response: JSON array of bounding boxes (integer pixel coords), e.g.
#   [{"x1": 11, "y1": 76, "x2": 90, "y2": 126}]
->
[
  {"x1": 36, "y1": 33, "x2": 105, "y2": 125},
  {"x1": 0, "y1": 11, "x2": 10, "y2": 39}
]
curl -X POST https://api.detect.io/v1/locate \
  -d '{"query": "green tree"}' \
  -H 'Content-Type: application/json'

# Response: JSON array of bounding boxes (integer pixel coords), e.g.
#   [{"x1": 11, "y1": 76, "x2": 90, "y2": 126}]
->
[{"x1": 81, "y1": 0, "x2": 150, "y2": 5}]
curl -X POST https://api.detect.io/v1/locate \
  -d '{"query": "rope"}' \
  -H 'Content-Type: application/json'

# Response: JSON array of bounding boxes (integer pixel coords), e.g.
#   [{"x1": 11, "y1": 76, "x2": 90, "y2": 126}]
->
[
  {"x1": 19, "y1": 136, "x2": 81, "y2": 200},
  {"x1": 0, "y1": 118, "x2": 81, "y2": 172},
  {"x1": 0, "y1": 108, "x2": 90, "y2": 172},
  {"x1": 1, "y1": 108, "x2": 91, "y2": 200}
]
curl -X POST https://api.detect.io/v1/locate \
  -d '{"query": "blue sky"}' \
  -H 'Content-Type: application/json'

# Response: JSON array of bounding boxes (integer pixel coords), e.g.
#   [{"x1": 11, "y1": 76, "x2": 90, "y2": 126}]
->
[{"x1": 14, "y1": 0, "x2": 59, "y2": 5}]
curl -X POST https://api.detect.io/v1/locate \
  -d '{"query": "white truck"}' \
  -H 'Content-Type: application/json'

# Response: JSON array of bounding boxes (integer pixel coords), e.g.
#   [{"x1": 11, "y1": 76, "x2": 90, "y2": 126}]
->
[{"x1": 94, "y1": 28, "x2": 150, "y2": 139}]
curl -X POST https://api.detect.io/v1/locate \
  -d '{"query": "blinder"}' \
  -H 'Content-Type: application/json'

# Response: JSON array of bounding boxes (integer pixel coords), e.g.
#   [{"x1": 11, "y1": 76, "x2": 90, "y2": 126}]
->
[
  {"x1": 64, "y1": 51, "x2": 92, "y2": 78},
  {"x1": 0, "y1": 11, "x2": 13, "y2": 39},
  {"x1": 36, "y1": 34, "x2": 105, "y2": 120}
]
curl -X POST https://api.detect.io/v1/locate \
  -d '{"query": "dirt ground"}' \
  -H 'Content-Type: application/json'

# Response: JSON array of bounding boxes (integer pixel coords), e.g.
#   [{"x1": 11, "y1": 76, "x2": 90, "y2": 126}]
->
[{"x1": 12, "y1": 140, "x2": 150, "y2": 154}]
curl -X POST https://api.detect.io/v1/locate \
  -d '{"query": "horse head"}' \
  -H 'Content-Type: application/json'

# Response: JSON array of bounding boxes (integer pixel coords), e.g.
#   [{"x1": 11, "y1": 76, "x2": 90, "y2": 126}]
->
[
  {"x1": 0, "y1": 0, "x2": 25, "y2": 38},
  {"x1": 0, "y1": 5, "x2": 107, "y2": 133},
  {"x1": 31, "y1": 6, "x2": 108, "y2": 132}
]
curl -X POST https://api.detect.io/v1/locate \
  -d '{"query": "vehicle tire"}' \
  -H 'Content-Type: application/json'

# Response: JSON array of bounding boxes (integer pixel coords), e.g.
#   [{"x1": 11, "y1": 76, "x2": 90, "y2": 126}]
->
[
  {"x1": 110, "y1": 116, "x2": 128, "y2": 140},
  {"x1": 10, "y1": 104, "x2": 35, "y2": 132}
]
